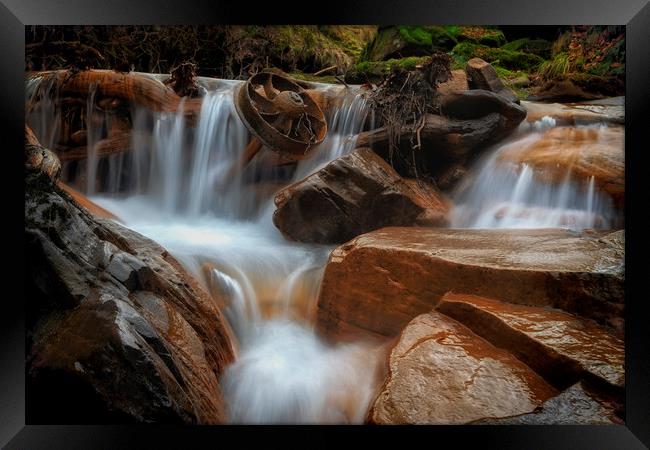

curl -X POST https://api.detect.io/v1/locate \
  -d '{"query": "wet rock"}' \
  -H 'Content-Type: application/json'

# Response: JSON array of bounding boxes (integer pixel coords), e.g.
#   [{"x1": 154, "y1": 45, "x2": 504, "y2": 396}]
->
[
  {"x1": 464, "y1": 58, "x2": 519, "y2": 103},
  {"x1": 528, "y1": 78, "x2": 602, "y2": 103},
  {"x1": 26, "y1": 143, "x2": 61, "y2": 182},
  {"x1": 316, "y1": 228, "x2": 624, "y2": 340},
  {"x1": 498, "y1": 125, "x2": 625, "y2": 209},
  {"x1": 369, "y1": 310, "x2": 557, "y2": 424},
  {"x1": 472, "y1": 382, "x2": 619, "y2": 425},
  {"x1": 437, "y1": 69, "x2": 468, "y2": 95},
  {"x1": 436, "y1": 293, "x2": 624, "y2": 392},
  {"x1": 440, "y1": 89, "x2": 526, "y2": 123},
  {"x1": 523, "y1": 99, "x2": 625, "y2": 126},
  {"x1": 272, "y1": 148, "x2": 450, "y2": 244},
  {"x1": 57, "y1": 182, "x2": 121, "y2": 221},
  {"x1": 25, "y1": 171, "x2": 235, "y2": 423}
]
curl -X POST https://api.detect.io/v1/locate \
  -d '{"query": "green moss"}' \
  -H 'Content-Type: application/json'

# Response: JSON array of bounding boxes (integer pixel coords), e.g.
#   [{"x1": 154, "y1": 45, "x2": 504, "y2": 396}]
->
[
  {"x1": 452, "y1": 42, "x2": 544, "y2": 70},
  {"x1": 361, "y1": 26, "x2": 457, "y2": 62},
  {"x1": 288, "y1": 71, "x2": 339, "y2": 84},
  {"x1": 502, "y1": 38, "x2": 552, "y2": 59},
  {"x1": 457, "y1": 26, "x2": 506, "y2": 47},
  {"x1": 398, "y1": 26, "x2": 432, "y2": 47},
  {"x1": 346, "y1": 56, "x2": 432, "y2": 83}
]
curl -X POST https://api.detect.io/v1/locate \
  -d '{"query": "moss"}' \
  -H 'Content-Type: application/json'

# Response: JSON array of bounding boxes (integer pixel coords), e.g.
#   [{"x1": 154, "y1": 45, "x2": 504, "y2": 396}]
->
[
  {"x1": 345, "y1": 56, "x2": 431, "y2": 83},
  {"x1": 288, "y1": 71, "x2": 339, "y2": 84},
  {"x1": 457, "y1": 26, "x2": 506, "y2": 47},
  {"x1": 502, "y1": 38, "x2": 552, "y2": 59},
  {"x1": 361, "y1": 26, "x2": 457, "y2": 62},
  {"x1": 452, "y1": 42, "x2": 544, "y2": 70}
]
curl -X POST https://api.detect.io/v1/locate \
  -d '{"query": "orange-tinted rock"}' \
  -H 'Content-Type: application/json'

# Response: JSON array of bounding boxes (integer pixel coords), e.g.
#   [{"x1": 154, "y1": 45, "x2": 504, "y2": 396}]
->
[
  {"x1": 26, "y1": 172, "x2": 235, "y2": 423},
  {"x1": 498, "y1": 125, "x2": 625, "y2": 208},
  {"x1": 316, "y1": 228, "x2": 624, "y2": 341},
  {"x1": 437, "y1": 69, "x2": 468, "y2": 95},
  {"x1": 472, "y1": 382, "x2": 619, "y2": 425},
  {"x1": 58, "y1": 181, "x2": 121, "y2": 221},
  {"x1": 465, "y1": 58, "x2": 518, "y2": 103},
  {"x1": 436, "y1": 293, "x2": 624, "y2": 391},
  {"x1": 273, "y1": 148, "x2": 450, "y2": 244},
  {"x1": 369, "y1": 310, "x2": 557, "y2": 424},
  {"x1": 522, "y1": 99, "x2": 624, "y2": 126}
]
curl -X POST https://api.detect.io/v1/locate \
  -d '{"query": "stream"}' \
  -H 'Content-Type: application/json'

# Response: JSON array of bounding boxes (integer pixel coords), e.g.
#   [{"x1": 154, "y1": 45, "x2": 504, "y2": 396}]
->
[{"x1": 26, "y1": 79, "x2": 623, "y2": 423}]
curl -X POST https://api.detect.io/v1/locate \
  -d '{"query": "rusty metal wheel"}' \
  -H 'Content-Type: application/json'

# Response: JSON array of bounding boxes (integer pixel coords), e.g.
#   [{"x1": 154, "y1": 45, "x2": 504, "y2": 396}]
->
[{"x1": 234, "y1": 72, "x2": 327, "y2": 160}]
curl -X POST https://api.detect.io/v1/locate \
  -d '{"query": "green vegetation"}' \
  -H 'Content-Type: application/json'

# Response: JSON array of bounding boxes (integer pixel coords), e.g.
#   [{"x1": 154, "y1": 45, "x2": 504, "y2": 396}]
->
[
  {"x1": 457, "y1": 26, "x2": 506, "y2": 47},
  {"x1": 451, "y1": 42, "x2": 545, "y2": 71},
  {"x1": 502, "y1": 38, "x2": 552, "y2": 59}
]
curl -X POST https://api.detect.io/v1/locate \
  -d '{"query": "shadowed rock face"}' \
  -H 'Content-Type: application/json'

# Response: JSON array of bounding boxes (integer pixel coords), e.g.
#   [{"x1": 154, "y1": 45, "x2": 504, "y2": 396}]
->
[
  {"x1": 472, "y1": 382, "x2": 619, "y2": 425},
  {"x1": 316, "y1": 228, "x2": 624, "y2": 341},
  {"x1": 25, "y1": 171, "x2": 235, "y2": 424},
  {"x1": 273, "y1": 148, "x2": 450, "y2": 244},
  {"x1": 369, "y1": 310, "x2": 557, "y2": 424},
  {"x1": 436, "y1": 293, "x2": 625, "y2": 392}
]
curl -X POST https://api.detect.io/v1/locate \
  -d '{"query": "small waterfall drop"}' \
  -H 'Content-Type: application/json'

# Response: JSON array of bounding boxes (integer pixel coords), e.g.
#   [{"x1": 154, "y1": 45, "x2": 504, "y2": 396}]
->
[{"x1": 451, "y1": 117, "x2": 621, "y2": 230}]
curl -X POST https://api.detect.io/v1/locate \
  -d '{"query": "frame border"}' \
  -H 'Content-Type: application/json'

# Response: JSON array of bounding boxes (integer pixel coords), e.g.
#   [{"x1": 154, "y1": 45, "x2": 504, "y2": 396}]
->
[{"x1": 3, "y1": 1, "x2": 649, "y2": 448}]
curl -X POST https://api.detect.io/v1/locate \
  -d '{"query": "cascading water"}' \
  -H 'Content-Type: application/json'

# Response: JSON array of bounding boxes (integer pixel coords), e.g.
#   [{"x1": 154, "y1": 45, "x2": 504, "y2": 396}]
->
[
  {"x1": 51, "y1": 80, "x2": 382, "y2": 424},
  {"x1": 450, "y1": 116, "x2": 621, "y2": 230},
  {"x1": 26, "y1": 72, "x2": 623, "y2": 423}
]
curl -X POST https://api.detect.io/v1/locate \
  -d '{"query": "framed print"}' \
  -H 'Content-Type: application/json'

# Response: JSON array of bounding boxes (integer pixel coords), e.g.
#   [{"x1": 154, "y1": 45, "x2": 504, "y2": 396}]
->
[{"x1": 2, "y1": 0, "x2": 649, "y2": 448}]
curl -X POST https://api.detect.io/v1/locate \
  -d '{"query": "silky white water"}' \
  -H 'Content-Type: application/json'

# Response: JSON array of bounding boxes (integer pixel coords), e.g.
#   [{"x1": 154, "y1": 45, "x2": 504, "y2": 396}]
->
[{"x1": 450, "y1": 116, "x2": 620, "y2": 229}]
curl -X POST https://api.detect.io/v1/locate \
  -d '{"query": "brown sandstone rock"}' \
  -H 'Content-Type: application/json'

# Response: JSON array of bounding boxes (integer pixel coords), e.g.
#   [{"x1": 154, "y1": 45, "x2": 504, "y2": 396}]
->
[
  {"x1": 436, "y1": 293, "x2": 624, "y2": 391},
  {"x1": 498, "y1": 125, "x2": 625, "y2": 209},
  {"x1": 272, "y1": 148, "x2": 450, "y2": 244},
  {"x1": 465, "y1": 58, "x2": 519, "y2": 103},
  {"x1": 369, "y1": 310, "x2": 557, "y2": 424},
  {"x1": 316, "y1": 228, "x2": 624, "y2": 341},
  {"x1": 26, "y1": 171, "x2": 235, "y2": 423}
]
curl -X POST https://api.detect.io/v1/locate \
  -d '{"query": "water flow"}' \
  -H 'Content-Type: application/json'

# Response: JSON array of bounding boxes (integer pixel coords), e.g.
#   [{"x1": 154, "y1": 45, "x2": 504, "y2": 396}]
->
[
  {"x1": 83, "y1": 83, "x2": 380, "y2": 423},
  {"x1": 451, "y1": 117, "x2": 618, "y2": 229}
]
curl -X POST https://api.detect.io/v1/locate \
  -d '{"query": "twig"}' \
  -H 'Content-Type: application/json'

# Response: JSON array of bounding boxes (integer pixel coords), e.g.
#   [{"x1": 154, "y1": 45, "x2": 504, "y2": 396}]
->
[
  {"x1": 334, "y1": 75, "x2": 349, "y2": 88},
  {"x1": 313, "y1": 65, "x2": 337, "y2": 76}
]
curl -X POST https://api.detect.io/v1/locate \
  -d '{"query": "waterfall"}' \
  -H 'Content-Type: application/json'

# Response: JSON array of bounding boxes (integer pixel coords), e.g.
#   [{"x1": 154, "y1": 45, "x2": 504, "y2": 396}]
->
[
  {"x1": 450, "y1": 118, "x2": 620, "y2": 230},
  {"x1": 63, "y1": 81, "x2": 380, "y2": 424}
]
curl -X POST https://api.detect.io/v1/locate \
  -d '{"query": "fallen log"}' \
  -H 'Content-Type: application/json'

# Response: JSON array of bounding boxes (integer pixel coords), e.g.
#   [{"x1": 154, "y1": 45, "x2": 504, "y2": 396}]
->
[
  {"x1": 56, "y1": 131, "x2": 131, "y2": 162},
  {"x1": 28, "y1": 69, "x2": 203, "y2": 115},
  {"x1": 355, "y1": 112, "x2": 514, "y2": 158}
]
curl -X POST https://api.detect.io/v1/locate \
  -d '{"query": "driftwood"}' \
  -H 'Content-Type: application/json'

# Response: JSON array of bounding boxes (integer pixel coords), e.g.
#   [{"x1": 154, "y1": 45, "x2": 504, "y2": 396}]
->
[
  {"x1": 356, "y1": 113, "x2": 514, "y2": 158},
  {"x1": 28, "y1": 69, "x2": 203, "y2": 115},
  {"x1": 56, "y1": 131, "x2": 132, "y2": 162}
]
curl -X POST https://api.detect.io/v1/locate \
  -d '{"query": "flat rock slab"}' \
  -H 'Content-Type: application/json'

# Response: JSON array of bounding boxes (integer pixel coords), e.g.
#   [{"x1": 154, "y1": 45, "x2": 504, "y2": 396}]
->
[
  {"x1": 316, "y1": 228, "x2": 624, "y2": 340},
  {"x1": 369, "y1": 310, "x2": 557, "y2": 424},
  {"x1": 437, "y1": 293, "x2": 624, "y2": 391},
  {"x1": 472, "y1": 382, "x2": 618, "y2": 425}
]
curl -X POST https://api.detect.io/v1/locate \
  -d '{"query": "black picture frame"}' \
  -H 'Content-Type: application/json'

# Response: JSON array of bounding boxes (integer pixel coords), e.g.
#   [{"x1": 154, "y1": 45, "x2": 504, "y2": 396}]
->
[{"x1": 2, "y1": 1, "x2": 649, "y2": 448}]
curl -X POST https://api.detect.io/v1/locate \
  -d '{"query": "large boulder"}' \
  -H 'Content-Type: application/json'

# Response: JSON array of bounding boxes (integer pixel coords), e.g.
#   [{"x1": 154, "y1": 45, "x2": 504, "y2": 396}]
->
[
  {"x1": 316, "y1": 228, "x2": 624, "y2": 341},
  {"x1": 464, "y1": 57, "x2": 519, "y2": 103},
  {"x1": 272, "y1": 148, "x2": 450, "y2": 244},
  {"x1": 437, "y1": 293, "x2": 624, "y2": 393},
  {"x1": 498, "y1": 125, "x2": 625, "y2": 209},
  {"x1": 368, "y1": 310, "x2": 557, "y2": 424},
  {"x1": 26, "y1": 170, "x2": 235, "y2": 423}
]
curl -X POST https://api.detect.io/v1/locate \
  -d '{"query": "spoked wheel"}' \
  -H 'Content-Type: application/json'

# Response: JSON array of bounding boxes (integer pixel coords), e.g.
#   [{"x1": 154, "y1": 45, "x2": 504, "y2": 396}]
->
[{"x1": 234, "y1": 72, "x2": 327, "y2": 160}]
